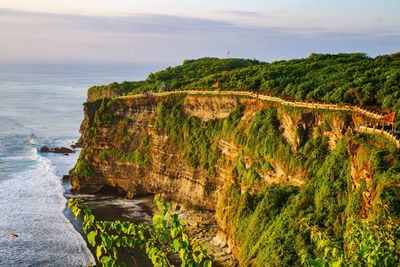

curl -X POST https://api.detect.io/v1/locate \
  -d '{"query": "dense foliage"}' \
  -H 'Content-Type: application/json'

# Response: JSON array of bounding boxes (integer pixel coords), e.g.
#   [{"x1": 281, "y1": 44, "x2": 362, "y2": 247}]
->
[
  {"x1": 219, "y1": 118, "x2": 400, "y2": 266},
  {"x1": 152, "y1": 94, "x2": 223, "y2": 174},
  {"x1": 89, "y1": 53, "x2": 400, "y2": 112},
  {"x1": 150, "y1": 96, "x2": 400, "y2": 266},
  {"x1": 88, "y1": 57, "x2": 261, "y2": 97},
  {"x1": 79, "y1": 67, "x2": 400, "y2": 265},
  {"x1": 99, "y1": 147, "x2": 151, "y2": 165},
  {"x1": 301, "y1": 217, "x2": 400, "y2": 266},
  {"x1": 68, "y1": 195, "x2": 213, "y2": 267}
]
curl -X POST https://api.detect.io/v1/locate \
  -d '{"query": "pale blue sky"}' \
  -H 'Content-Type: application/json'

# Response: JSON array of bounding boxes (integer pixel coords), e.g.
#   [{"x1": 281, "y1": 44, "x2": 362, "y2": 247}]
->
[{"x1": 0, "y1": 0, "x2": 399, "y2": 64}]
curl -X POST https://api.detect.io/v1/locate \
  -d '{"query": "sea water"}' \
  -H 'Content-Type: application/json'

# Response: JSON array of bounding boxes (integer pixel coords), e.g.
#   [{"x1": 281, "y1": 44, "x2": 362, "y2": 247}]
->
[{"x1": 0, "y1": 63, "x2": 159, "y2": 266}]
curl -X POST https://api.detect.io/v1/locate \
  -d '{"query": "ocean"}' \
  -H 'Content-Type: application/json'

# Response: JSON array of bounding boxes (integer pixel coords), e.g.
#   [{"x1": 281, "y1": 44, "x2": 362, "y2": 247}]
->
[{"x1": 0, "y1": 63, "x2": 161, "y2": 266}]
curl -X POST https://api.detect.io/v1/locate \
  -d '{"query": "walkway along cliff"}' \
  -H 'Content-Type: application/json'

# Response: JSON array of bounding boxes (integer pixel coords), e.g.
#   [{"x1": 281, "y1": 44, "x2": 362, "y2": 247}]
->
[
  {"x1": 118, "y1": 90, "x2": 399, "y2": 148},
  {"x1": 70, "y1": 90, "x2": 400, "y2": 266}
]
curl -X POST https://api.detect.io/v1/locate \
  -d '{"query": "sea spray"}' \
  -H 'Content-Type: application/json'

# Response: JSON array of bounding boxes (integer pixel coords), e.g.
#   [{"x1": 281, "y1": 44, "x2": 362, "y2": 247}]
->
[{"x1": 0, "y1": 147, "x2": 94, "y2": 266}]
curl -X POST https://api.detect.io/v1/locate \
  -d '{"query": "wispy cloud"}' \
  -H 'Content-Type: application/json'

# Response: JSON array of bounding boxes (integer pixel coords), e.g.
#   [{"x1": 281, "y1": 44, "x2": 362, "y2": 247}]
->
[
  {"x1": 218, "y1": 10, "x2": 264, "y2": 18},
  {"x1": 0, "y1": 8, "x2": 237, "y2": 36},
  {"x1": 2, "y1": 8, "x2": 399, "y2": 37},
  {"x1": 0, "y1": 8, "x2": 399, "y2": 64}
]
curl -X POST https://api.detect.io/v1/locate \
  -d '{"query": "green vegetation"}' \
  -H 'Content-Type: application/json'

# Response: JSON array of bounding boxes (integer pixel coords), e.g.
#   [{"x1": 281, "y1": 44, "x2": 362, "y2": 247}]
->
[
  {"x1": 88, "y1": 58, "x2": 260, "y2": 97},
  {"x1": 244, "y1": 109, "x2": 293, "y2": 163},
  {"x1": 89, "y1": 53, "x2": 400, "y2": 112},
  {"x1": 93, "y1": 97, "x2": 120, "y2": 125},
  {"x1": 88, "y1": 81, "x2": 144, "y2": 100},
  {"x1": 75, "y1": 97, "x2": 153, "y2": 176},
  {"x1": 142, "y1": 58, "x2": 261, "y2": 92},
  {"x1": 100, "y1": 147, "x2": 151, "y2": 165},
  {"x1": 78, "y1": 74, "x2": 400, "y2": 265},
  {"x1": 68, "y1": 195, "x2": 213, "y2": 267},
  {"x1": 301, "y1": 217, "x2": 400, "y2": 266},
  {"x1": 153, "y1": 100, "x2": 398, "y2": 266},
  {"x1": 74, "y1": 142, "x2": 96, "y2": 178},
  {"x1": 223, "y1": 141, "x2": 350, "y2": 266},
  {"x1": 219, "y1": 135, "x2": 400, "y2": 266},
  {"x1": 381, "y1": 186, "x2": 400, "y2": 217},
  {"x1": 154, "y1": 97, "x2": 399, "y2": 266},
  {"x1": 150, "y1": 96, "x2": 399, "y2": 265},
  {"x1": 153, "y1": 94, "x2": 223, "y2": 173},
  {"x1": 74, "y1": 159, "x2": 96, "y2": 177},
  {"x1": 78, "y1": 94, "x2": 400, "y2": 265},
  {"x1": 222, "y1": 104, "x2": 247, "y2": 144}
]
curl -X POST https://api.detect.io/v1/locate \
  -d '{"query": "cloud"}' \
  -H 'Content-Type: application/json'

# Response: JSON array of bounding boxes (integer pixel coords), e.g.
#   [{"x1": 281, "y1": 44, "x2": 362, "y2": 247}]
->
[
  {"x1": 0, "y1": 8, "x2": 399, "y2": 64},
  {"x1": 0, "y1": 8, "x2": 237, "y2": 36},
  {"x1": 218, "y1": 10, "x2": 264, "y2": 18},
  {"x1": 1, "y1": 8, "x2": 398, "y2": 38}
]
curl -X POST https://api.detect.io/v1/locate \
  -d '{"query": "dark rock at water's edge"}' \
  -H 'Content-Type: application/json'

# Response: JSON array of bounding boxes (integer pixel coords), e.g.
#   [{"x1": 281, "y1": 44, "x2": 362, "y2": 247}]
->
[
  {"x1": 52, "y1": 147, "x2": 74, "y2": 154},
  {"x1": 40, "y1": 146, "x2": 50, "y2": 152},
  {"x1": 62, "y1": 175, "x2": 70, "y2": 182},
  {"x1": 40, "y1": 146, "x2": 74, "y2": 155},
  {"x1": 95, "y1": 185, "x2": 127, "y2": 197},
  {"x1": 71, "y1": 184, "x2": 127, "y2": 197},
  {"x1": 71, "y1": 139, "x2": 82, "y2": 149}
]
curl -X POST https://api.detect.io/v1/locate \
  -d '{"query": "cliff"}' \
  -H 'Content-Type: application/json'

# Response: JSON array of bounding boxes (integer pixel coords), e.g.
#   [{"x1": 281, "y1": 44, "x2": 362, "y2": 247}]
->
[{"x1": 71, "y1": 92, "x2": 400, "y2": 266}]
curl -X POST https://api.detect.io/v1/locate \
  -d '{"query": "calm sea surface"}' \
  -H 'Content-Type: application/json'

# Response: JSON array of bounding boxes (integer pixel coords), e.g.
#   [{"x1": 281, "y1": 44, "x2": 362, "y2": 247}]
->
[{"x1": 0, "y1": 63, "x2": 161, "y2": 266}]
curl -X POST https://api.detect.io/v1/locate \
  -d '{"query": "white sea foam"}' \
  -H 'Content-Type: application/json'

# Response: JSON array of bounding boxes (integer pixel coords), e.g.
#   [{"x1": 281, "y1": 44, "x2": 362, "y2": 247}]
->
[
  {"x1": 0, "y1": 148, "x2": 94, "y2": 266},
  {"x1": 27, "y1": 137, "x2": 37, "y2": 145},
  {"x1": 0, "y1": 62, "x2": 154, "y2": 266},
  {"x1": 0, "y1": 155, "x2": 32, "y2": 161}
]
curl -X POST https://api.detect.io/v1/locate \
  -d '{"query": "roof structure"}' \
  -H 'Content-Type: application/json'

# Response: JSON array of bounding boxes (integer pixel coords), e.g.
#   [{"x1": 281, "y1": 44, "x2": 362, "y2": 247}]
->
[{"x1": 379, "y1": 112, "x2": 396, "y2": 124}]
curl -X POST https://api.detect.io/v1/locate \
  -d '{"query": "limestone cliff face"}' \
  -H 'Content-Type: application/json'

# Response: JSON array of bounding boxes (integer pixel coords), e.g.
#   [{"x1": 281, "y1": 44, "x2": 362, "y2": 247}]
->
[
  {"x1": 71, "y1": 93, "x2": 370, "y2": 209},
  {"x1": 73, "y1": 95, "x2": 260, "y2": 209},
  {"x1": 70, "y1": 93, "x2": 385, "y2": 263},
  {"x1": 72, "y1": 95, "x2": 221, "y2": 210}
]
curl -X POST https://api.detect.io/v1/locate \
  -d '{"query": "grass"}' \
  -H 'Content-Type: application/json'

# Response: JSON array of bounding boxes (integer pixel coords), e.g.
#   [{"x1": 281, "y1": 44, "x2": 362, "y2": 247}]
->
[{"x1": 99, "y1": 147, "x2": 151, "y2": 165}]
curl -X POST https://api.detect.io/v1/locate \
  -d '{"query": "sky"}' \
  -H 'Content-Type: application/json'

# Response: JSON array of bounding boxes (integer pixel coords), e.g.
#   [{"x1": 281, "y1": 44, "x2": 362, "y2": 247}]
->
[{"x1": 0, "y1": 0, "x2": 399, "y2": 65}]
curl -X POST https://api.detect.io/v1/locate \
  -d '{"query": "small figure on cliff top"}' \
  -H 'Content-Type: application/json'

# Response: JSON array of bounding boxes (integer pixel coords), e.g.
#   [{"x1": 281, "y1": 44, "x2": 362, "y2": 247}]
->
[{"x1": 142, "y1": 91, "x2": 152, "y2": 97}]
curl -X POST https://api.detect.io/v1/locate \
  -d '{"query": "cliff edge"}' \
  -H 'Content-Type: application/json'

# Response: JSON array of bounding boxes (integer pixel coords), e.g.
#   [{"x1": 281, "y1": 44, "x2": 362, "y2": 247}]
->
[{"x1": 70, "y1": 92, "x2": 400, "y2": 266}]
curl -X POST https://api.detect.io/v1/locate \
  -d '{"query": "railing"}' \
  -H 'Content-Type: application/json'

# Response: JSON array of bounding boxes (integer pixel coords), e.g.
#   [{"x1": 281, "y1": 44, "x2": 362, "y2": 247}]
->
[
  {"x1": 358, "y1": 126, "x2": 400, "y2": 148},
  {"x1": 120, "y1": 90, "x2": 384, "y2": 118},
  {"x1": 119, "y1": 90, "x2": 399, "y2": 148}
]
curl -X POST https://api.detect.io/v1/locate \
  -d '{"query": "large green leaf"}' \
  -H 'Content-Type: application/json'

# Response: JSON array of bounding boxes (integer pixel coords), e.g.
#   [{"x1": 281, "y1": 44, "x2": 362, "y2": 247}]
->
[
  {"x1": 173, "y1": 239, "x2": 181, "y2": 252},
  {"x1": 204, "y1": 259, "x2": 212, "y2": 267},
  {"x1": 101, "y1": 232, "x2": 113, "y2": 250},
  {"x1": 310, "y1": 258, "x2": 325, "y2": 267},
  {"x1": 87, "y1": 230, "x2": 97, "y2": 247},
  {"x1": 96, "y1": 245, "x2": 103, "y2": 260}
]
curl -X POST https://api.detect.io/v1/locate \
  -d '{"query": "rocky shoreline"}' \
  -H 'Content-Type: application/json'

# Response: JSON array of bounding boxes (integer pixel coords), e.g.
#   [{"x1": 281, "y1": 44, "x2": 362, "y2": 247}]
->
[
  {"x1": 40, "y1": 146, "x2": 75, "y2": 155},
  {"x1": 172, "y1": 204, "x2": 235, "y2": 266},
  {"x1": 66, "y1": 190, "x2": 234, "y2": 266}
]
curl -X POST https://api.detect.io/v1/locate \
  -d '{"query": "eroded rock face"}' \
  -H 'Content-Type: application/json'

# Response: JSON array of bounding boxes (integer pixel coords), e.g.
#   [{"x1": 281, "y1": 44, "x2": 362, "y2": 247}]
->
[
  {"x1": 71, "y1": 95, "x2": 369, "y2": 207},
  {"x1": 71, "y1": 95, "x2": 233, "y2": 210},
  {"x1": 184, "y1": 95, "x2": 243, "y2": 121},
  {"x1": 347, "y1": 140, "x2": 377, "y2": 219},
  {"x1": 70, "y1": 94, "x2": 375, "y2": 262}
]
